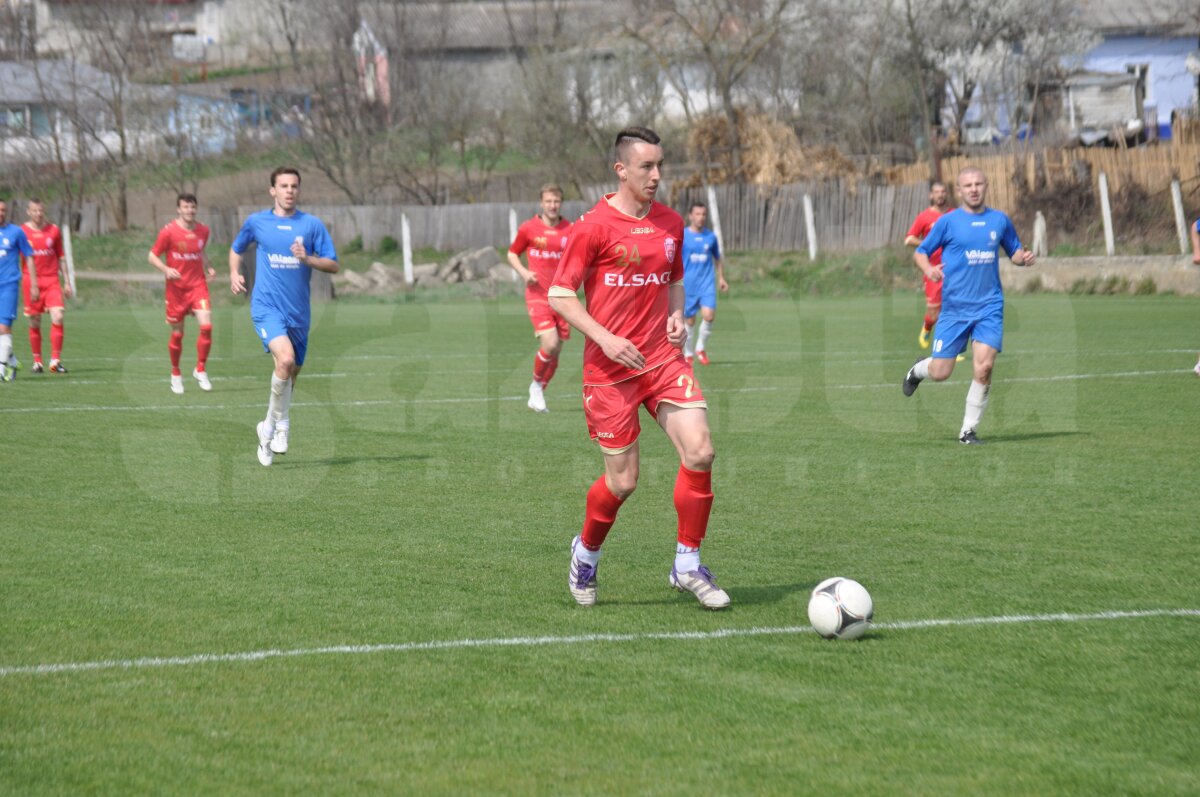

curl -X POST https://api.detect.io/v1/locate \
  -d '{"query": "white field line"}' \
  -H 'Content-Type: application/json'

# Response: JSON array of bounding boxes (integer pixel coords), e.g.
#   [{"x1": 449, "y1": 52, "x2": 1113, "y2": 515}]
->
[
  {"x1": 0, "y1": 368, "x2": 1189, "y2": 415},
  {"x1": 2, "y1": 608, "x2": 1196, "y2": 678}
]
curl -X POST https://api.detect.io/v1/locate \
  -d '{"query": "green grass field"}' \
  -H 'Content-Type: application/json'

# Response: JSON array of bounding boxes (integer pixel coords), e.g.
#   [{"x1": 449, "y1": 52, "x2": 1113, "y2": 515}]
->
[{"x1": 2, "y1": 292, "x2": 1198, "y2": 795}]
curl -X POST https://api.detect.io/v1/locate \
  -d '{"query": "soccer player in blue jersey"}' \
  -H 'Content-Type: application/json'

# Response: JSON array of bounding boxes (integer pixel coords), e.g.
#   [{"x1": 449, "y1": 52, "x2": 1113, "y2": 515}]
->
[
  {"x1": 1191, "y1": 217, "x2": 1200, "y2": 375},
  {"x1": 0, "y1": 199, "x2": 35, "y2": 382},
  {"x1": 680, "y1": 202, "x2": 727, "y2": 365},
  {"x1": 230, "y1": 168, "x2": 339, "y2": 466},
  {"x1": 901, "y1": 167, "x2": 1036, "y2": 444}
]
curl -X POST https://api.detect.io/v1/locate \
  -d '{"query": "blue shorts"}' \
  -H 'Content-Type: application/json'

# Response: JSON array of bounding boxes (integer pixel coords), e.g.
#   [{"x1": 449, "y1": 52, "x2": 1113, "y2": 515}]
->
[
  {"x1": 932, "y1": 307, "x2": 1003, "y2": 359},
  {"x1": 252, "y1": 314, "x2": 309, "y2": 366},
  {"x1": 0, "y1": 281, "x2": 18, "y2": 327},
  {"x1": 684, "y1": 288, "x2": 717, "y2": 319}
]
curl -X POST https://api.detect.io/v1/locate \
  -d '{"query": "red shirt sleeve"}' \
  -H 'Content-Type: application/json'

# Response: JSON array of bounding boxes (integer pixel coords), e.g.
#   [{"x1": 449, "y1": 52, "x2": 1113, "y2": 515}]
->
[
  {"x1": 508, "y1": 221, "x2": 529, "y2": 255},
  {"x1": 52, "y1": 226, "x2": 64, "y2": 259},
  {"x1": 552, "y1": 222, "x2": 601, "y2": 293},
  {"x1": 669, "y1": 217, "x2": 685, "y2": 283},
  {"x1": 151, "y1": 225, "x2": 172, "y2": 257},
  {"x1": 906, "y1": 211, "x2": 928, "y2": 240}
]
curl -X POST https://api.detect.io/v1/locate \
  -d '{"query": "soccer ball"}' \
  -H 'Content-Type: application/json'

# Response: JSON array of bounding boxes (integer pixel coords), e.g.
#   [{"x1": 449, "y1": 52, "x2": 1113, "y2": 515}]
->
[{"x1": 807, "y1": 577, "x2": 873, "y2": 640}]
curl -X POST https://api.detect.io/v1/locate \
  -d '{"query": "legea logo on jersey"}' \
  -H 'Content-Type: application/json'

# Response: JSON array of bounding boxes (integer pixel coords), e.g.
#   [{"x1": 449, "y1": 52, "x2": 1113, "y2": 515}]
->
[
  {"x1": 630, "y1": 226, "x2": 654, "y2": 235},
  {"x1": 604, "y1": 270, "x2": 672, "y2": 287},
  {"x1": 664, "y1": 238, "x2": 676, "y2": 263}
]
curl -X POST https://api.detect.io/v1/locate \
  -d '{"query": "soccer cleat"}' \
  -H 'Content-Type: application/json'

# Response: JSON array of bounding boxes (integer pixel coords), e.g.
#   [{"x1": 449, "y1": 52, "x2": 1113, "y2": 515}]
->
[
  {"x1": 568, "y1": 535, "x2": 598, "y2": 606},
  {"x1": 918, "y1": 326, "x2": 931, "y2": 349},
  {"x1": 685, "y1": 355, "x2": 694, "y2": 366},
  {"x1": 192, "y1": 368, "x2": 212, "y2": 391},
  {"x1": 0, "y1": 364, "x2": 12, "y2": 382},
  {"x1": 1194, "y1": 361, "x2": 1200, "y2": 377},
  {"x1": 527, "y1": 381, "x2": 548, "y2": 413},
  {"x1": 170, "y1": 374, "x2": 184, "y2": 394},
  {"x1": 956, "y1": 351, "x2": 967, "y2": 362},
  {"x1": 256, "y1": 421, "x2": 275, "y2": 466},
  {"x1": 31, "y1": 361, "x2": 44, "y2": 374},
  {"x1": 696, "y1": 350, "x2": 710, "y2": 366},
  {"x1": 959, "y1": 429, "x2": 983, "y2": 445},
  {"x1": 49, "y1": 360, "x2": 67, "y2": 374},
  {"x1": 670, "y1": 565, "x2": 731, "y2": 610},
  {"x1": 270, "y1": 426, "x2": 289, "y2": 455},
  {"x1": 902, "y1": 357, "x2": 924, "y2": 397}
]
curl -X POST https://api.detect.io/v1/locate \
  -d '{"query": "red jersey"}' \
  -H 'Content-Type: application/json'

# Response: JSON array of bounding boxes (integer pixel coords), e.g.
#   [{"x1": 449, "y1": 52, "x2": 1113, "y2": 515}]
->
[
  {"x1": 907, "y1": 207, "x2": 949, "y2": 266},
  {"x1": 509, "y1": 215, "x2": 572, "y2": 284},
  {"x1": 550, "y1": 195, "x2": 685, "y2": 386},
  {"x1": 151, "y1": 221, "x2": 211, "y2": 289},
  {"x1": 21, "y1": 223, "x2": 64, "y2": 280}
]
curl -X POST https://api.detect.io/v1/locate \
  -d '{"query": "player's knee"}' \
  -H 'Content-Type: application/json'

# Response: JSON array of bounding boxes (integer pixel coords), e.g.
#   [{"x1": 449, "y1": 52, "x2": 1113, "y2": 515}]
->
[
  {"x1": 683, "y1": 437, "x2": 715, "y2": 471},
  {"x1": 974, "y1": 363, "x2": 993, "y2": 383},
  {"x1": 608, "y1": 472, "x2": 638, "y2": 499},
  {"x1": 542, "y1": 338, "x2": 563, "y2": 358}
]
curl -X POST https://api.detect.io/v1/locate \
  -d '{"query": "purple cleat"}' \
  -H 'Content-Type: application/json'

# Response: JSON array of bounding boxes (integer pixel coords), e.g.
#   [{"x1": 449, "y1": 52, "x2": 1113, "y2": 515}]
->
[
  {"x1": 569, "y1": 535, "x2": 598, "y2": 606},
  {"x1": 670, "y1": 564, "x2": 731, "y2": 610}
]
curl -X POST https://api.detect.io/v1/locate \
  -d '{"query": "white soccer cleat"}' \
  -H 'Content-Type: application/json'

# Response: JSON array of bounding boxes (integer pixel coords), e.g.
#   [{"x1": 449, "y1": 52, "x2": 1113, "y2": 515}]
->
[
  {"x1": 670, "y1": 565, "x2": 731, "y2": 610},
  {"x1": 527, "y1": 381, "x2": 548, "y2": 413},
  {"x1": 270, "y1": 426, "x2": 289, "y2": 455},
  {"x1": 192, "y1": 369, "x2": 212, "y2": 391},
  {"x1": 568, "y1": 536, "x2": 598, "y2": 606},
  {"x1": 256, "y1": 421, "x2": 275, "y2": 467},
  {"x1": 1194, "y1": 361, "x2": 1200, "y2": 377},
  {"x1": 170, "y1": 374, "x2": 185, "y2": 394}
]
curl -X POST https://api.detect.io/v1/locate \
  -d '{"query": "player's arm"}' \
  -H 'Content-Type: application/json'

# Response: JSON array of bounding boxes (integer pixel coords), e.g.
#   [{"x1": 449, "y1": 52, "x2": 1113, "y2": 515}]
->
[
  {"x1": 1002, "y1": 221, "x2": 1035, "y2": 267},
  {"x1": 715, "y1": 255, "x2": 728, "y2": 292},
  {"x1": 25, "y1": 251, "x2": 39, "y2": 302},
  {"x1": 506, "y1": 249, "x2": 536, "y2": 285},
  {"x1": 666, "y1": 281, "x2": 687, "y2": 347},
  {"x1": 1190, "y1": 221, "x2": 1200, "y2": 266},
  {"x1": 1009, "y1": 248, "x2": 1036, "y2": 267},
  {"x1": 228, "y1": 249, "x2": 246, "y2": 294},
  {"x1": 294, "y1": 224, "x2": 340, "y2": 273},
  {"x1": 549, "y1": 287, "x2": 646, "y2": 370},
  {"x1": 296, "y1": 250, "x2": 339, "y2": 273},
  {"x1": 148, "y1": 249, "x2": 181, "y2": 280},
  {"x1": 904, "y1": 234, "x2": 922, "y2": 248}
]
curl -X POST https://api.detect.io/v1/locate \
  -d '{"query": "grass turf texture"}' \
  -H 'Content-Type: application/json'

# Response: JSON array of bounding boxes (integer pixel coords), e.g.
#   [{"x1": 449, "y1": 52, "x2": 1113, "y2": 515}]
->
[{"x1": 2, "y1": 293, "x2": 1198, "y2": 795}]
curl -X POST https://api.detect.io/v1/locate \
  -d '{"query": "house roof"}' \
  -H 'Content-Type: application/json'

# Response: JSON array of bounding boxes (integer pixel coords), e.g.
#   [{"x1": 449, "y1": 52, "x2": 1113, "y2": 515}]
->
[
  {"x1": 1078, "y1": 0, "x2": 1200, "y2": 36},
  {"x1": 0, "y1": 59, "x2": 172, "y2": 105}
]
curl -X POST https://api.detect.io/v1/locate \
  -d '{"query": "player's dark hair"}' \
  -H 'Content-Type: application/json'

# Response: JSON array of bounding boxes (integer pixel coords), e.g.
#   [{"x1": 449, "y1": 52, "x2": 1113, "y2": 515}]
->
[
  {"x1": 270, "y1": 166, "x2": 302, "y2": 187},
  {"x1": 929, "y1": 182, "x2": 946, "y2": 191},
  {"x1": 27, "y1": 197, "x2": 43, "y2": 206},
  {"x1": 177, "y1": 193, "x2": 198, "y2": 206},
  {"x1": 614, "y1": 126, "x2": 661, "y2": 164},
  {"x1": 539, "y1": 183, "x2": 563, "y2": 200},
  {"x1": 689, "y1": 202, "x2": 706, "y2": 213}
]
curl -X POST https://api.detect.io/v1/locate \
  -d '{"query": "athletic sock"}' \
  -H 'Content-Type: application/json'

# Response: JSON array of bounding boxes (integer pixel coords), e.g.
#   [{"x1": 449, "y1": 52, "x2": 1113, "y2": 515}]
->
[
  {"x1": 674, "y1": 465, "x2": 713, "y2": 549},
  {"x1": 267, "y1": 374, "x2": 289, "y2": 426},
  {"x1": 542, "y1": 352, "x2": 559, "y2": 386},
  {"x1": 0, "y1": 333, "x2": 12, "y2": 366},
  {"x1": 912, "y1": 357, "x2": 932, "y2": 380},
  {"x1": 683, "y1": 324, "x2": 696, "y2": 357},
  {"x1": 28, "y1": 326, "x2": 42, "y2": 362},
  {"x1": 50, "y1": 323, "x2": 63, "y2": 361},
  {"x1": 168, "y1": 330, "x2": 184, "y2": 376},
  {"x1": 696, "y1": 319, "x2": 713, "y2": 353},
  {"x1": 923, "y1": 316, "x2": 935, "y2": 332},
  {"x1": 580, "y1": 476, "x2": 626, "y2": 551},
  {"x1": 196, "y1": 324, "x2": 212, "y2": 372},
  {"x1": 961, "y1": 379, "x2": 990, "y2": 435},
  {"x1": 532, "y1": 349, "x2": 557, "y2": 387},
  {"x1": 675, "y1": 543, "x2": 701, "y2": 574},
  {"x1": 278, "y1": 377, "x2": 294, "y2": 430}
]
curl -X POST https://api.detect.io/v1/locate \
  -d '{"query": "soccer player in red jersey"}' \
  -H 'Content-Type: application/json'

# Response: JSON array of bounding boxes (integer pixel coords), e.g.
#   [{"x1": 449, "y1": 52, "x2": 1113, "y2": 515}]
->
[
  {"x1": 149, "y1": 194, "x2": 215, "y2": 394},
  {"x1": 905, "y1": 181, "x2": 951, "y2": 350},
  {"x1": 549, "y1": 127, "x2": 730, "y2": 610},
  {"x1": 21, "y1": 199, "x2": 71, "y2": 373},
  {"x1": 507, "y1": 183, "x2": 573, "y2": 412}
]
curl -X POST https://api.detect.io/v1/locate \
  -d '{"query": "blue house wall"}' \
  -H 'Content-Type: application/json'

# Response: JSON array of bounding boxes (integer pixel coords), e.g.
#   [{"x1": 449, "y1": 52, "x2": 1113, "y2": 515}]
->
[
  {"x1": 1083, "y1": 35, "x2": 1200, "y2": 138},
  {"x1": 169, "y1": 93, "x2": 240, "y2": 155}
]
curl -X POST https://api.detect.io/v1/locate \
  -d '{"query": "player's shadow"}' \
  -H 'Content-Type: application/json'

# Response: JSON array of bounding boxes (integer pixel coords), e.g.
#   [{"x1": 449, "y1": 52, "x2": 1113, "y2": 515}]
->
[
  {"x1": 985, "y1": 431, "x2": 1088, "y2": 444},
  {"x1": 730, "y1": 582, "x2": 813, "y2": 606},
  {"x1": 289, "y1": 454, "x2": 433, "y2": 467}
]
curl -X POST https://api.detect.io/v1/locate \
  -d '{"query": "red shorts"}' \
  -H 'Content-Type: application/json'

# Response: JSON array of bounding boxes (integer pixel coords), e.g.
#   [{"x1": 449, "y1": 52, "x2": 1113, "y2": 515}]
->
[
  {"x1": 23, "y1": 277, "x2": 64, "y2": 316},
  {"x1": 526, "y1": 288, "x2": 570, "y2": 341},
  {"x1": 923, "y1": 274, "x2": 943, "y2": 306},
  {"x1": 583, "y1": 356, "x2": 707, "y2": 453},
  {"x1": 165, "y1": 282, "x2": 211, "y2": 324}
]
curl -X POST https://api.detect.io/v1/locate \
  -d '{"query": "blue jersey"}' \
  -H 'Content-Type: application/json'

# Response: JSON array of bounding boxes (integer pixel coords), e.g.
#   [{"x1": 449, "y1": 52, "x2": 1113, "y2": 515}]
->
[
  {"x1": 682, "y1": 227, "x2": 721, "y2": 288},
  {"x1": 231, "y1": 208, "x2": 337, "y2": 329},
  {"x1": 918, "y1": 207, "x2": 1021, "y2": 317},
  {"x1": 0, "y1": 223, "x2": 34, "y2": 286}
]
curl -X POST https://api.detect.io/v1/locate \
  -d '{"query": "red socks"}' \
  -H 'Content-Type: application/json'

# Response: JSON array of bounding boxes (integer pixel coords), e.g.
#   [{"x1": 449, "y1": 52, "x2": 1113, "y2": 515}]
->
[
  {"x1": 196, "y1": 325, "x2": 212, "y2": 372},
  {"x1": 50, "y1": 323, "x2": 63, "y2": 361},
  {"x1": 168, "y1": 330, "x2": 184, "y2": 376},
  {"x1": 580, "y1": 476, "x2": 626, "y2": 551},
  {"x1": 674, "y1": 465, "x2": 714, "y2": 548},
  {"x1": 29, "y1": 326, "x2": 42, "y2": 363},
  {"x1": 923, "y1": 316, "x2": 935, "y2": 332},
  {"x1": 532, "y1": 349, "x2": 558, "y2": 387}
]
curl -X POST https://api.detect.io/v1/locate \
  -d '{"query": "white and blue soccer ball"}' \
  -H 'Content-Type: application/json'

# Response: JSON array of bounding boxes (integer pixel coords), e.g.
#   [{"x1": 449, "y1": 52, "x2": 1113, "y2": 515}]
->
[{"x1": 807, "y1": 577, "x2": 873, "y2": 640}]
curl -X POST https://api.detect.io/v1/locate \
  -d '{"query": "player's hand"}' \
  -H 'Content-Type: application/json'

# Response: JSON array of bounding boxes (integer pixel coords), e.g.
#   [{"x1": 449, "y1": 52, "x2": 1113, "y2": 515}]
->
[
  {"x1": 291, "y1": 239, "x2": 307, "y2": 263},
  {"x1": 30, "y1": 286, "x2": 39, "y2": 301},
  {"x1": 166, "y1": 268, "x2": 182, "y2": 280},
  {"x1": 1017, "y1": 250, "x2": 1036, "y2": 268},
  {"x1": 62, "y1": 283, "x2": 72, "y2": 298},
  {"x1": 523, "y1": 272, "x2": 539, "y2": 286},
  {"x1": 666, "y1": 314, "x2": 687, "y2": 347},
  {"x1": 925, "y1": 266, "x2": 943, "y2": 282},
  {"x1": 207, "y1": 268, "x2": 217, "y2": 279},
  {"x1": 601, "y1": 334, "x2": 645, "y2": 370},
  {"x1": 230, "y1": 272, "x2": 246, "y2": 295},
  {"x1": 1191, "y1": 253, "x2": 1199, "y2": 266},
  {"x1": 718, "y1": 277, "x2": 729, "y2": 293}
]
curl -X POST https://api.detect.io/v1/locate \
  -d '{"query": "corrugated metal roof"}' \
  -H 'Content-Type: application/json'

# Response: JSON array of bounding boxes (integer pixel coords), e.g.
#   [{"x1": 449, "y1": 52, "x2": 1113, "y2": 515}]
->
[
  {"x1": 0, "y1": 59, "x2": 173, "y2": 105},
  {"x1": 1078, "y1": 0, "x2": 1200, "y2": 36}
]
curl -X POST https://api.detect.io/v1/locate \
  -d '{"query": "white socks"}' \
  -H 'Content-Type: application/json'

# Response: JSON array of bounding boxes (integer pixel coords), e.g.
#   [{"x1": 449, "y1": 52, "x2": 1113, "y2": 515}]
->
[
  {"x1": 675, "y1": 543, "x2": 700, "y2": 574},
  {"x1": 912, "y1": 357, "x2": 932, "y2": 380},
  {"x1": 575, "y1": 543, "x2": 601, "y2": 566},
  {"x1": 962, "y1": 379, "x2": 990, "y2": 435},
  {"x1": 696, "y1": 320, "x2": 713, "y2": 353},
  {"x1": 683, "y1": 324, "x2": 696, "y2": 357},
  {"x1": 267, "y1": 374, "x2": 293, "y2": 427},
  {"x1": 0, "y1": 333, "x2": 11, "y2": 365}
]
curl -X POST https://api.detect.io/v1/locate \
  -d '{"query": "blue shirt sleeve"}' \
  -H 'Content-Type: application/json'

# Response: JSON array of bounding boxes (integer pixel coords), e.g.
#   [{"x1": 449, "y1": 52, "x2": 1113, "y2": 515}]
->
[
  {"x1": 916, "y1": 216, "x2": 946, "y2": 256},
  {"x1": 17, "y1": 229, "x2": 33, "y2": 257},
  {"x1": 310, "y1": 218, "x2": 337, "y2": 261},
  {"x1": 999, "y1": 216, "x2": 1022, "y2": 258},
  {"x1": 711, "y1": 232, "x2": 721, "y2": 262},
  {"x1": 231, "y1": 216, "x2": 255, "y2": 255}
]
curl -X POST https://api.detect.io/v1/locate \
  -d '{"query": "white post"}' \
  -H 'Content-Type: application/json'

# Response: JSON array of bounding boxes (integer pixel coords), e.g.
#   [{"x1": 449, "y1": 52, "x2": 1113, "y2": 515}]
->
[
  {"x1": 1170, "y1": 179, "x2": 1188, "y2": 255},
  {"x1": 401, "y1": 213, "x2": 414, "y2": 285},
  {"x1": 705, "y1": 185, "x2": 725, "y2": 254},
  {"x1": 1032, "y1": 211, "x2": 1048, "y2": 258},
  {"x1": 803, "y1": 193, "x2": 818, "y2": 260},
  {"x1": 62, "y1": 220, "x2": 77, "y2": 297},
  {"x1": 508, "y1": 207, "x2": 519, "y2": 281},
  {"x1": 1098, "y1": 172, "x2": 1115, "y2": 257}
]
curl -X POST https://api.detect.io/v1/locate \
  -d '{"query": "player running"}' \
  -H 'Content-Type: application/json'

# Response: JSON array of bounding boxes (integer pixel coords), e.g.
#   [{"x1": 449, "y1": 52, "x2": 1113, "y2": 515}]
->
[
  {"x1": 1191, "y1": 216, "x2": 1200, "y2": 376},
  {"x1": 549, "y1": 127, "x2": 730, "y2": 610},
  {"x1": 0, "y1": 199, "x2": 34, "y2": 382},
  {"x1": 681, "y1": 202, "x2": 728, "y2": 366},
  {"x1": 905, "y1": 181, "x2": 955, "y2": 353},
  {"x1": 901, "y1": 167, "x2": 1036, "y2": 444},
  {"x1": 507, "y1": 183, "x2": 573, "y2": 412},
  {"x1": 230, "y1": 167, "x2": 338, "y2": 467},
  {"x1": 149, "y1": 194, "x2": 214, "y2": 394},
  {"x1": 21, "y1": 199, "x2": 71, "y2": 374}
]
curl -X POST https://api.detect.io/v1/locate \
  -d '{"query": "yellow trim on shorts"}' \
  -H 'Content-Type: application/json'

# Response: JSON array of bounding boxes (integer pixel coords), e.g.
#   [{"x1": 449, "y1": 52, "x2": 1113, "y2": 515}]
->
[
  {"x1": 598, "y1": 440, "x2": 637, "y2": 455},
  {"x1": 657, "y1": 399, "x2": 708, "y2": 410}
]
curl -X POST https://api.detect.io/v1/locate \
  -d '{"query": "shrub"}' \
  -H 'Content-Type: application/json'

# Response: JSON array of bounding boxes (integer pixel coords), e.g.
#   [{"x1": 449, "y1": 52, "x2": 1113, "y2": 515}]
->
[{"x1": 379, "y1": 235, "x2": 399, "y2": 253}]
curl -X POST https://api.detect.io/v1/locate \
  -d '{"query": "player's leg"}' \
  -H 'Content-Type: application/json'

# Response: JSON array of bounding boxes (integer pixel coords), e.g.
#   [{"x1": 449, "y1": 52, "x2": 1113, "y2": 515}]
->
[
  {"x1": 903, "y1": 315, "x2": 970, "y2": 396},
  {"x1": 920, "y1": 277, "x2": 941, "y2": 349},
  {"x1": 528, "y1": 326, "x2": 561, "y2": 413},
  {"x1": 192, "y1": 307, "x2": 213, "y2": 391},
  {"x1": 695, "y1": 303, "x2": 716, "y2": 365},
  {"x1": 47, "y1": 302, "x2": 66, "y2": 373},
  {"x1": 1, "y1": 283, "x2": 20, "y2": 380},
  {"x1": 168, "y1": 319, "x2": 186, "y2": 394},
  {"x1": 27, "y1": 314, "x2": 43, "y2": 372},
  {"x1": 265, "y1": 330, "x2": 305, "y2": 458},
  {"x1": 683, "y1": 316, "x2": 697, "y2": 361},
  {"x1": 958, "y1": 312, "x2": 1002, "y2": 444}
]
